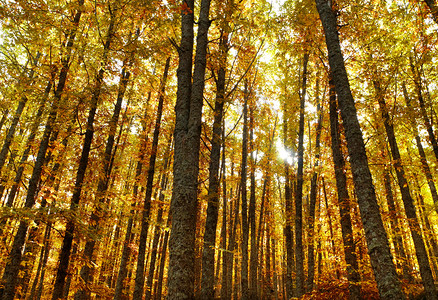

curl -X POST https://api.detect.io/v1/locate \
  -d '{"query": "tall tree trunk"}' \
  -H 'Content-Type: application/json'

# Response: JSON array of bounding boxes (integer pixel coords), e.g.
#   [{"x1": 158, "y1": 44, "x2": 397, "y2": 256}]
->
[
  {"x1": 306, "y1": 77, "x2": 322, "y2": 291},
  {"x1": 51, "y1": 10, "x2": 114, "y2": 299},
  {"x1": 75, "y1": 54, "x2": 131, "y2": 300},
  {"x1": 133, "y1": 57, "x2": 170, "y2": 300},
  {"x1": 409, "y1": 57, "x2": 438, "y2": 162},
  {"x1": 402, "y1": 83, "x2": 438, "y2": 211},
  {"x1": 220, "y1": 125, "x2": 228, "y2": 299},
  {"x1": 328, "y1": 79, "x2": 361, "y2": 299},
  {"x1": 295, "y1": 51, "x2": 309, "y2": 297},
  {"x1": 240, "y1": 80, "x2": 250, "y2": 300},
  {"x1": 168, "y1": 0, "x2": 211, "y2": 298},
  {"x1": 4, "y1": 81, "x2": 51, "y2": 209},
  {"x1": 113, "y1": 91, "x2": 152, "y2": 300},
  {"x1": 249, "y1": 99, "x2": 258, "y2": 299},
  {"x1": 374, "y1": 78, "x2": 437, "y2": 299},
  {"x1": 283, "y1": 114, "x2": 295, "y2": 299},
  {"x1": 314, "y1": 1, "x2": 404, "y2": 298},
  {"x1": 200, "y1": 29, "x2": 228, "y2": 298},
  {"x1": 0, "y1": 52, "x2": 41, "y2": 175},
  {"x1": 0, "y1": 3, "x2": 84, "y2": 299}
]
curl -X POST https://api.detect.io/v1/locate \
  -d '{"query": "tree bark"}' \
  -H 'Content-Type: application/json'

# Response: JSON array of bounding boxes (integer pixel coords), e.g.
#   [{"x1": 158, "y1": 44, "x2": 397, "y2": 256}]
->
[
  {"x1": 200, "y1": 29, "x2": 228, "y2": 299},
  {"x1": 328, "y1": 79, "x2": 361, "y2": 299},
  {"x1": 306, "y1": 76, "x2": 322, "y2": 292},
  {"x1": 314, "y1": 1, "x2": 404, "y2": 298},
  {"x1": 374, "y1": 78, "x2": 437, "y2": 299},
  {"x1": 75, "y1": 51, "x2": 131, "y2": 300},
  {"x1": 113, "y1": 91, "x2": 152, "y2": 300},
  {"x1": 168, "y1": 0, "x2": 211, "y2": 298},
  {"x1": 0, "y1": 52, "x2": 41, "y2": 175},
  {"x1": 409, "y1": 57, "x2": 438, "y2": 162},
  {"x1": 240, "y1": 81, "x2": 250, "y2": 300},
  {"x1": 133, "y1": 56, "x2": 170, "y2": 300},
  {"x1": 51, "y1": 9, "x2": 114, "y2": 299},
  {"x1": 0, "y1": 3, "x2": 83, "y2": 299},
  {"x1": 295, "y1": 51, "x2": 309, "y2": 297}
]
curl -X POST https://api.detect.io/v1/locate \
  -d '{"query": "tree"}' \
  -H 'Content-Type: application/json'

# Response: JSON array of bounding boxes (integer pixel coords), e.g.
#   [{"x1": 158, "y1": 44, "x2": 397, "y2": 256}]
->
[
  {"x1": 314, "y1": 0, "x2": 404, "y2": 298},
  {"x1": 167, "y1": 0, "x2": 211, "y2": 298}
]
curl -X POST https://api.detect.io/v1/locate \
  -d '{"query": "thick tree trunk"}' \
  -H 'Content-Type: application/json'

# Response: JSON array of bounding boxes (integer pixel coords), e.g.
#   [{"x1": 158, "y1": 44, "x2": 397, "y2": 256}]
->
[
  {"x1": 314, "y1": 1, "x2": 404, "y2": 298},
  {"x1": 328, "y1": 79, "x2": 361, "y2": 299},
  {"x1": 374, "y1": 79, "x2": 437, "y2": 299},
  {"x1": 295, "y1": 52, "x2": 308, "y2": 297},
  {"x1": 200, "y1": 29, "x2": 227, "y2": 298},
  {"x1": 0, "y1": 3, "x2": 84, "y2": 299},
  {"x1": 51, "y1": 11, "x2": 114, "y2": 299},
  {"x1": 168, "y1": 0, "x2": 211, "y2": 298},
  {"x1": 133, "y1": 57, "x2": 170, "y2": 300}
]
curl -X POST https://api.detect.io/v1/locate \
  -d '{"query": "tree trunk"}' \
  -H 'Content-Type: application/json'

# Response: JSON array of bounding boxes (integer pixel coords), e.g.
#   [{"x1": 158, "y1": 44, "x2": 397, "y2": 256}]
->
[
  {"x1": 0, "y1": 3, "x2": 84, "y2": 298},
  {"x1": 133, "y1": 56, "x2": 170, "y2": 300},
  {"x1": 283, "y1": 114, "x2": 295, "y2": 299},
  {"x1": 240, "y1": 80, "x2": 250, "y2": 300},
  {"x1": 201, "y1": 28, "x2": 228, "y2": 298},
  {"x1": 4, "y1": 81, "x2": 51, "y2": 208},
  {"x1": 328, "y1": 79, "x2": 361, "y2": 299},
  {"x1": 409, "y1": 57, "x2": 438, "y2": 161},
  {"x1": 306, "y1": 76, "x2": 322, "y2": 291},
  {"x1": 314, "y1": 1, "x2": 404, "y2": 298},
  {"x1": 374, "y1": 78, "x2": 437, "y2": 299},
  {"x1": 295, "y1": 51, "x2": 308, "y2": 297},
  {"x1": 220, "y1": 125, "x2": 228, "y2": 299},
  {"x1": 402, "y1": 83, "x2": 438, "y2": 211},
  {"x1": 113, "y1": 91, "x2": 152, "y2": 300},
  {"x1": 0, "y1": 52, "x2": 41, "y2": 175},
  {"x1": 249, "y1": 99, "x2": 258, "y2": 299},
  {"x1": 168, "y1": 0, "x2": 211, "y2": 298},
  {"x1": 51, "y1": 9, "x2": 114, "y2": 299}
]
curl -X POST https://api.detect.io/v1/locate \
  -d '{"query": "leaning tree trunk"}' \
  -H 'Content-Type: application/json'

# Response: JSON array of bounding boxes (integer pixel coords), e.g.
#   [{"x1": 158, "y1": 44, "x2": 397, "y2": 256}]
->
[
  {"x1": 200, "y1": 29, "x2": 228, "y2": 299},
  {"x1": 0, "y1": 52, "x2": 41, "y2": 175},
  {"x1": 314, "y1": 1, "x2": 404, "y2": 298},
  {"x1": 51, "y1": 10, "x2": 114, "y2": 299},
  {"x1": 0, "y1": 3, "x2": 84, "y2": 299},
  {"x1": 402, "y1": 83, "x2": 438, "y2": 211},
  {"x1": 374, "y1": 78, "x2": 437, "y2": 299},
  {"x1": 409, "y1": 57, "x2": 438, "y2": 162},
  {"x1": 295, "y1": 51, "x2": 309, "y2": 297},
  {"x1": 328, "y1": 79, "x2": 361, "y2": 299},
  {"x1": 168, "y1": 0, "x2": 211, "y2": 298}
]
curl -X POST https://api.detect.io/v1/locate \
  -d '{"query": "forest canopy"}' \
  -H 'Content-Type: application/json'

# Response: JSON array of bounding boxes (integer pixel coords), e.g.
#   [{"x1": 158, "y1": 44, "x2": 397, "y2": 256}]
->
[{"x1": 1, "y1": 0, "x2": 438, "y2": 299}]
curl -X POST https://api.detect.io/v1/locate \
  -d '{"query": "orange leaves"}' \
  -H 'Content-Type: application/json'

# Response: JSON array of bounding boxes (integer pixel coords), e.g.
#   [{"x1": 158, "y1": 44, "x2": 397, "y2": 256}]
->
[{"x1": 180, "y1": 2, "x2": 193, "y2": 15}]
